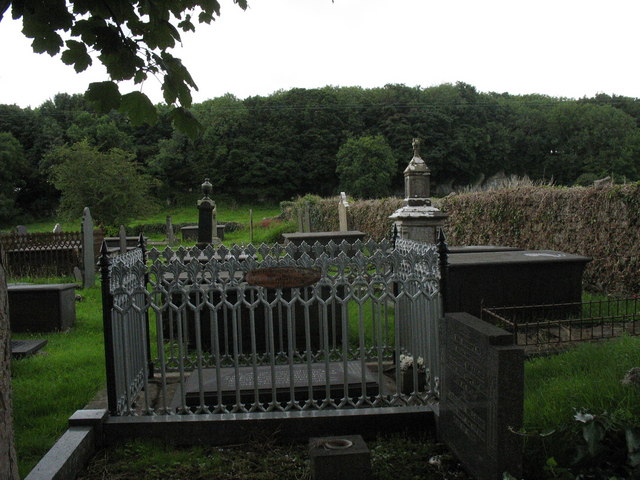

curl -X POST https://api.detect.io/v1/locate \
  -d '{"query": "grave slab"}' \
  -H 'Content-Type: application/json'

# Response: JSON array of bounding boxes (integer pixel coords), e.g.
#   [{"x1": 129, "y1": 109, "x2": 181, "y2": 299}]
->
[
  {"x1": 11, "y1": 339, "x2": 48, "y2": 358},
  {"x1": 171, "y1": 361, "x2": 379, "y2": 408}
]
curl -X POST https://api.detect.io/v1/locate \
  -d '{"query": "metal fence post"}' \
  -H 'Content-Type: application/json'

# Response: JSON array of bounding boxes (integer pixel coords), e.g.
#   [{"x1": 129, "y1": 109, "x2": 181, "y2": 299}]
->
[
  {"x1": 139, "y1": 233, "x2": 154, "y2": 378},
  {"x1": 100, "y1": 241, "x2": 118, "y2": 415},
  {"x1": 437, "y1": 228, "x2": 450, "y2": 314}
]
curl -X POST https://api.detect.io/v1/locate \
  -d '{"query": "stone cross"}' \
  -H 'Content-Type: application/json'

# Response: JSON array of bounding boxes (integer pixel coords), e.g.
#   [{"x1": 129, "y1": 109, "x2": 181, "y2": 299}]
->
[{"x1": 338, "y1": 192, "x2": 349, "y2": 232}]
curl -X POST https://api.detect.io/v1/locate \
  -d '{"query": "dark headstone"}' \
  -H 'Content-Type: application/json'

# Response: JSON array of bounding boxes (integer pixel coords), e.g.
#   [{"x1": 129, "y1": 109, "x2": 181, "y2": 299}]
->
[
  {"x1": 439, "y1": 312, "x2": 524, "y2": 480},
  {"x1": 174, "y1": 361, "x2": 379, "y2": 408},
  {"x1": 8, "y1": 283, "x2": 77, "y2": 332},
  {"x1": 309, "y1": 435, "x2": 371, "y2": 480}
]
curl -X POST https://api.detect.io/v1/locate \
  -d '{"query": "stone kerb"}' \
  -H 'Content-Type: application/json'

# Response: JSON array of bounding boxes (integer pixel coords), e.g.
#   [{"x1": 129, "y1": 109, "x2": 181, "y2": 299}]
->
[{"x1": 438, "y1": 312, "x2": 524, "y2": 480}]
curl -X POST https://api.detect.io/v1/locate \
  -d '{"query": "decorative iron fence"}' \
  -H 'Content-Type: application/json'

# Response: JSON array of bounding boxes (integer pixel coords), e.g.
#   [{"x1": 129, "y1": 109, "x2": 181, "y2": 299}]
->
[
  {"x1": 482, "y1": 296, "x2": 640, "y2": 353},
  {"x1": 0, "y1": 230, "x2": 104, "y2": 278},
  {"x1": 101, "y1": 238, "x2": 442, "y2": 416}
]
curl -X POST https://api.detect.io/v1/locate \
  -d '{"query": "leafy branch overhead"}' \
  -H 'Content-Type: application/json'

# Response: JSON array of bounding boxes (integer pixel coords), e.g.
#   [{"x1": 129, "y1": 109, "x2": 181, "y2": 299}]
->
[{"x1": 2, "y1": 0, "x2": 248, "y2": 135}]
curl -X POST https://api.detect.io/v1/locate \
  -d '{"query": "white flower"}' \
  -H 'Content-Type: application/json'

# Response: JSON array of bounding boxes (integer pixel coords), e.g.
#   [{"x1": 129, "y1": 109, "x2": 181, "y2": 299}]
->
[
  {"x1": 399, "y1": 354, "x2": 426, "y2": 372},
  {"x1": 574, "y1": 411, "x2": 594, "y2": 423}
]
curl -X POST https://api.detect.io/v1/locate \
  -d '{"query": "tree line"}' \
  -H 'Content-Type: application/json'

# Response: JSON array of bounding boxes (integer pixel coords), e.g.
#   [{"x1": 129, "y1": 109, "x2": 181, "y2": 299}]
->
[{"x1": 1, "y1": 82, "x2": 640, "y2": 226}]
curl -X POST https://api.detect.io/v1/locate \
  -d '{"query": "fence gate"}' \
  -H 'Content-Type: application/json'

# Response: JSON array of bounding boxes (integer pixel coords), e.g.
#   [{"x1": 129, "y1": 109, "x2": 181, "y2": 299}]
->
[{"x1": 102, "y1": 238, "x2": 441, "y2": 416}]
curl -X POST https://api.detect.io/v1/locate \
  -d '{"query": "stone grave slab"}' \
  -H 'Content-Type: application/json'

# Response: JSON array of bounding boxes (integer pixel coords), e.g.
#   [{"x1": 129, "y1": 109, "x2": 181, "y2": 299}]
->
[
  {"x1": 172, "y1": 361, "x2": 379, "y2": 408},
  {"x1": 11, "y1": 339, "x2": 48, "y2": 358}
]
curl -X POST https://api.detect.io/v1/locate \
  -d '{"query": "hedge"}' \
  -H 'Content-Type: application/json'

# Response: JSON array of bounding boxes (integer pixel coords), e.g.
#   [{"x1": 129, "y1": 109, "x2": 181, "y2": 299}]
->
[{"x1": 285, "y1": 184, "x2": 640, "y2": 295}]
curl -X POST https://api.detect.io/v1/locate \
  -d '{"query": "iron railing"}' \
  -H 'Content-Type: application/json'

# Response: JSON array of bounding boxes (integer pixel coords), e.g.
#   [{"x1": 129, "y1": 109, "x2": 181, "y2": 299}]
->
[
  {"x1": 101, "y1": 238, "x2": 442, "y2": 416},
  {"x1": 482, "y1": 296, "x2": 640, "y2": 353}
]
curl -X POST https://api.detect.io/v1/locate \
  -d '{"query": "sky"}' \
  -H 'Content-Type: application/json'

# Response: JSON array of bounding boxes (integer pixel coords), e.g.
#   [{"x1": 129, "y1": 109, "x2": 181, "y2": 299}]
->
[{"x1": 1, "y1": 0, "x2": 640, "y2": 108}]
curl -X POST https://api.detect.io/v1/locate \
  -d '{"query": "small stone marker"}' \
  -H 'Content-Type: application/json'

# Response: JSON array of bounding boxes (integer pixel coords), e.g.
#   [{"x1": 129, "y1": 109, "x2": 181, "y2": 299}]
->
[
  {"x1": 309, "y1": 435, "x2": 371, "y2": 480},
  {"x1": 52, "y1": 223, "x2": 62, "y2": 233},
  {"x1": 338, "y1": 192, "x2": 349, "y2": 232},
  {"x1": 439, "y1": 312, "x2": 524, "y2": 480},
  {"x1": 197, "y1": 178, "x2": 216, "y2": 248},
  {"x1": 16, "y1": 225, "x2": 27, "y2": 235},
  {"x1": 81, "y1": 207, "x2": 95, "y2": 288},
  {"x1": 118, "y1": 225, "x2": 127, "y2": 254}
]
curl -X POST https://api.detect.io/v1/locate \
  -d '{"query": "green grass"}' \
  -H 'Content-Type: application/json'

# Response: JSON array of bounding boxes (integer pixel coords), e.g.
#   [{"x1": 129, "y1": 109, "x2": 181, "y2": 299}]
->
[
  {"x1": 10, "y1": 281, "x2": 105, "y2": 477},
  {"x1": 77, "y1": 433, "x2": 467, "y2": 480},
  {"x1": 523, "y1": 334, "x2": 640, "y2": 474}
]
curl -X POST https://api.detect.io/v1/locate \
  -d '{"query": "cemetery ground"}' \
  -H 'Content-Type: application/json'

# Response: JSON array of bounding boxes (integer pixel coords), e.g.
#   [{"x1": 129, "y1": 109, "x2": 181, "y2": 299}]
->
[{"x1": 8, "y1": 204, "x2": 640, "y2": 479}]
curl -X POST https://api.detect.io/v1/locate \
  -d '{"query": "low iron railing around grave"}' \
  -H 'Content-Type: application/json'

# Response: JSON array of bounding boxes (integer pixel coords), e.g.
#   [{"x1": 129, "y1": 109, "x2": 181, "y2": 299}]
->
[
  {"x1": 101, "y1": 238, "x2": 441, "y2": 416},
  {"x1": 482, "y1": 296, "x2": 640, "y2": 354}
]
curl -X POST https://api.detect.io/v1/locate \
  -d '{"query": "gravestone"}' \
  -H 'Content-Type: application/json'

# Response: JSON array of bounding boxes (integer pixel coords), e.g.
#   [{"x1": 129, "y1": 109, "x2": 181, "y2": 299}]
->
[
  {"x1": 118, "y1": 225, "x2": 127, "y2": 254},
  {"x1": 303, "y1": 203, "x2": 311, "y2": 233},
  {"x1": 81, "y1": 207, "x2": 95, "y2": 288},
  {"x1": 16, "y1": 225, "x2": 27, "y2": 235},
  {"x1": 52, "y1": 223, "x2": 62, "y2": 233},
  {"x1": 166, "y1": 216, "x2": 176, "y2": 246},
  {"x1": 197, "y1": 178, "x2": 216, "y2": 248},
  {"x1": 439, "y1": 312, "x2": 524, "y2": 480},
  {"x1": 338, "y1": 192, "x2": 349, "y2": 232}
]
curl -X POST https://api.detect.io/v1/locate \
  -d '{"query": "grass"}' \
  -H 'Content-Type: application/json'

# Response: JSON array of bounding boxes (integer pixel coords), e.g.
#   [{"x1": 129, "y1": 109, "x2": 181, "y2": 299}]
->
[
  {"x1": 523, "y1": 334, "x2": 640, "y2": 475},
  {"x1": 10, "y1": 279, "x2": 105, "y2": 477},
  {"x1": 77, "y1": 433, "x2": 469, "y2": 480}
]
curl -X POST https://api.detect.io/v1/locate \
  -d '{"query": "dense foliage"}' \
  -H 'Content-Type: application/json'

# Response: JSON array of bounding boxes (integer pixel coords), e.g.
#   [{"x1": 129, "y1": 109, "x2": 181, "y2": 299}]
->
[
  {"x1": 50, "y1": 140, "x2": 156, "y2": 226},
  {"x1": 2, "y1": 84, "x2": 640, "y2": 226}
]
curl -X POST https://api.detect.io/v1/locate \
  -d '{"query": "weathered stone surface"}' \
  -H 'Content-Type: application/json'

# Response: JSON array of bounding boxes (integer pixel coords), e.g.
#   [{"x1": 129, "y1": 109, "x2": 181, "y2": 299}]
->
[
  {"x1": 439, "y1": 312, "x2": 524, "y2": 480},
  {"x1": 338, "y1": 192, "x2": 349, "y2": 232}
]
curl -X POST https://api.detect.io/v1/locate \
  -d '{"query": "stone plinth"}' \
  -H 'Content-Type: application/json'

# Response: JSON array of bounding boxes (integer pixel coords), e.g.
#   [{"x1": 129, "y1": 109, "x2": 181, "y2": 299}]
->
[{"x1": 439, "y1": 312, "x2": 524, "y2": 480}]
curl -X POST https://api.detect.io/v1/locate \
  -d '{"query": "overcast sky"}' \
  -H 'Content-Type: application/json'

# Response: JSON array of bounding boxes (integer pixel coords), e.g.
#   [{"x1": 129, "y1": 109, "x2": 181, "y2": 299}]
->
[{"x1": 1, "y1": 0, "x2": 639, "y2": 108}]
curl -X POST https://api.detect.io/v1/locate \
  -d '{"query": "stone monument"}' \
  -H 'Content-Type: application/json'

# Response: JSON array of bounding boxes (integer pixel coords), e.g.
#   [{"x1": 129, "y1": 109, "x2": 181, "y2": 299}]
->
[
  {"x1": 389, "y1": 139, "x2": 448, "y2": 243},
  {"x1": 197, "y1": 178, "x2": 217, "y2": 249},
  {"x1": 81, "y1": 207, "x2": 95, "y2": 288}
]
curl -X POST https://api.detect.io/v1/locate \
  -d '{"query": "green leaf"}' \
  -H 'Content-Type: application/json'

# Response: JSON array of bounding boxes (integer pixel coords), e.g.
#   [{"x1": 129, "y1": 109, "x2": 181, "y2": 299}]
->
[
  {"x1": 169, "y1": 107, "x2": 202, "y2": 139},
  {"x1": 85, "y1": 82, "x2": 121, "y2": 113},
  {"x1": 119, "y1": 92, "x2": 158, "y2": 126},
  {"x1": 61, "y1": 40, "x2": 92, "y2": 72}
]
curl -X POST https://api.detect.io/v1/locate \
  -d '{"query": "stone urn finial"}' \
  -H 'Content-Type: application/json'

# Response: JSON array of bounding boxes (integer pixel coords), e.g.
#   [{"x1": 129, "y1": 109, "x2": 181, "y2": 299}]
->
[{"x1": 201, "y1": 178, "x2": 213, "y2": 198}]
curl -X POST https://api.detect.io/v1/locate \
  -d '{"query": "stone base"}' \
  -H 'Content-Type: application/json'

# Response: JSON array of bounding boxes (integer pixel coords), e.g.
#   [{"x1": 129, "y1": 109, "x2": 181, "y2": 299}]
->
[{"x1": 309, "y1": 434, "x2": 371, "y2": 480}]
